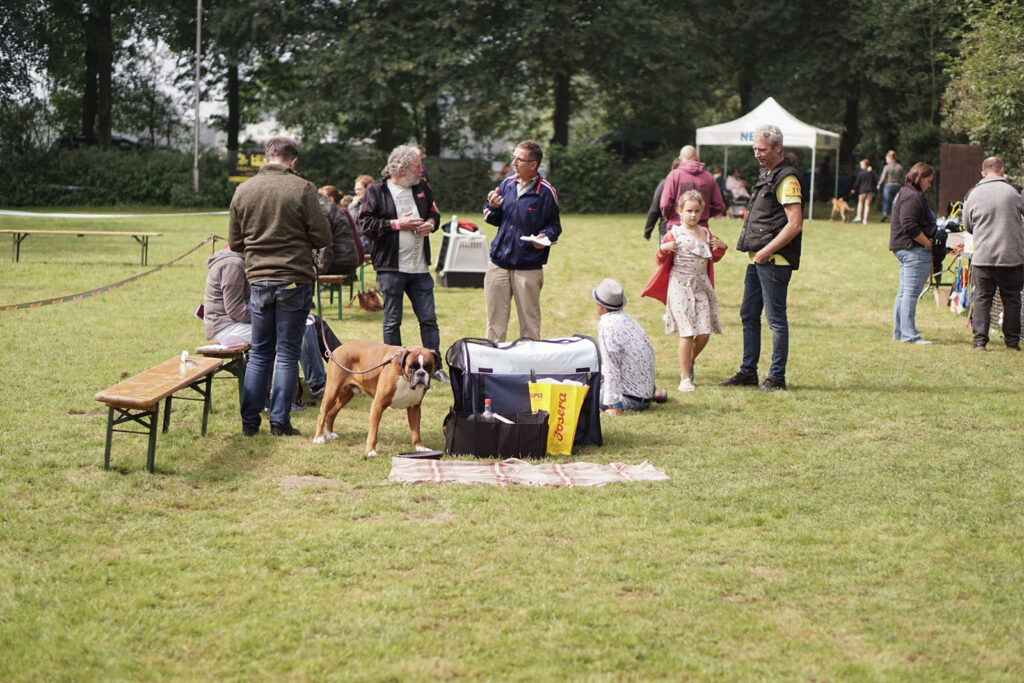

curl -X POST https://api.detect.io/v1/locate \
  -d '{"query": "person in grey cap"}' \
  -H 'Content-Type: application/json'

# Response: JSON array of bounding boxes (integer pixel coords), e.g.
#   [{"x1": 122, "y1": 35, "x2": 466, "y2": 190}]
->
[{"x1": 591, "y1": 278, "x2": 667, "y2": 415}]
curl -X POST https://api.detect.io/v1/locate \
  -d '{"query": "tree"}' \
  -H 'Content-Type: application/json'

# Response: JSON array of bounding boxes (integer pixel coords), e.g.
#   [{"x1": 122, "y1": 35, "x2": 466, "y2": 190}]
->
[
  {"x1": 0, "y1": 3, "x2": 45, "y2": 100},
  {"x1": 944, "y1": 1, "x2": 1024, "y2": 174}
]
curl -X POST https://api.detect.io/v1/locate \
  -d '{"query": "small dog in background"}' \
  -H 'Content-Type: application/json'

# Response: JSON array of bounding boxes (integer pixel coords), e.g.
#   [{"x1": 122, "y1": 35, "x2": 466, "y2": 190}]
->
[{"x1": 829, "y1": 197, "x2": 852, "y2": 222}]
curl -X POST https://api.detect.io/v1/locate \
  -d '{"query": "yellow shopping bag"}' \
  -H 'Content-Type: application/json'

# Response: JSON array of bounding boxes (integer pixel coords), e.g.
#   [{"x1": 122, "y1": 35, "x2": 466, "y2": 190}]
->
[{"x1": 528, "y1": 380, "x2": 589, "y2": 456}]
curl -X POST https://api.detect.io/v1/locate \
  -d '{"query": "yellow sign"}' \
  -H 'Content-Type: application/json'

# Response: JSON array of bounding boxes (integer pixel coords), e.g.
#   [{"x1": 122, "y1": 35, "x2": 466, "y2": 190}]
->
[{"x1": 229, "y1": 150, "x2": 265, "y2": 183}]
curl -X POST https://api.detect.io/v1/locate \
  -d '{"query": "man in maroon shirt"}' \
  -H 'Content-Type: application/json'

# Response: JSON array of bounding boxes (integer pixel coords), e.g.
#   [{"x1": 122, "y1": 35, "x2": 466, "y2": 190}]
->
[{"x1": 660, "y1": 145, "x2": 726, "y2": 230}]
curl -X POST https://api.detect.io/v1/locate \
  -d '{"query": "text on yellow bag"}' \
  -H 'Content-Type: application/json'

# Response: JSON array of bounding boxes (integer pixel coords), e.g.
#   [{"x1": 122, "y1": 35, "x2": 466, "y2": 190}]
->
[{"x1": 528, "y1": 380, "x2": 589, "y2": 456}]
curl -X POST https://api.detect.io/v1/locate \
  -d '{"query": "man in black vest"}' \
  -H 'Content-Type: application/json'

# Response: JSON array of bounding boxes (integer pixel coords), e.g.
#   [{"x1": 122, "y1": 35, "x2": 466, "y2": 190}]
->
[{"x1": 719, "y1": 124, "x2": 803, "y2": 392}]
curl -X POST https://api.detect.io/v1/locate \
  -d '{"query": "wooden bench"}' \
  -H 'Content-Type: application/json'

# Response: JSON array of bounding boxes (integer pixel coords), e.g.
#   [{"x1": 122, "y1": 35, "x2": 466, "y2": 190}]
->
[
  {"x1": 94, "y1": 355, "x2": 222, "y2": 472},
  {"x1": 317, "y1": 273, "x2": 358, "y2": 320},
  {"x1": 317, "y1": 259, "x2": 373, "y2": 320},
  {"x1": 196, "y1": 343, "x2": 250, "y2": 406},
  {"x1": 0, "y1": 229, "x2": 162, "y2": 265}
]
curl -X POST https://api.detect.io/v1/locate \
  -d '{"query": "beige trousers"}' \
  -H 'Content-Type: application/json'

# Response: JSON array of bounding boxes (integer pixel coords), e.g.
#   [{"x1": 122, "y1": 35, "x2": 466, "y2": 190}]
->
[{"x1": 484, "y1": 262, "x2": 544, "y2": 342}]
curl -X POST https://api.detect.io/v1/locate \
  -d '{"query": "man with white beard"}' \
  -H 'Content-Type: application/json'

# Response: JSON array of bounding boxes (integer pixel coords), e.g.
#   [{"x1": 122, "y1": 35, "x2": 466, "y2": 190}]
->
[{"x1": 359, "y1": 145, "x2": 446, "y2": 379}]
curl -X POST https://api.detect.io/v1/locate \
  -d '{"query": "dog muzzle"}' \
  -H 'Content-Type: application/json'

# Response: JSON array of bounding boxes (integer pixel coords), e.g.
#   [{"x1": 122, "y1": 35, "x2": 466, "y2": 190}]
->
[{"x1": 409, "y1": 369, "x2": 431, "y2": 390}]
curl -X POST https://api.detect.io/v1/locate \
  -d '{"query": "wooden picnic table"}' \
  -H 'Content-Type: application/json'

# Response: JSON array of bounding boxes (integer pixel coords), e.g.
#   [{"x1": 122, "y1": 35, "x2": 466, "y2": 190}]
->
[
  {"x1": 0, "y1": 229, "x2": 162, "y2": 265},
  {"x1": 94, "y1": 355, "x2": 222, "y2": 472}
]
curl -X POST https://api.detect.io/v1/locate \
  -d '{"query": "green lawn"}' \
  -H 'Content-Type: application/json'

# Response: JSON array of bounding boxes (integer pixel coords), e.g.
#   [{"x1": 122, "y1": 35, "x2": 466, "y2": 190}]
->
[{"x1": 1, "y1": 208, "x2": 1022, "y2": 680}]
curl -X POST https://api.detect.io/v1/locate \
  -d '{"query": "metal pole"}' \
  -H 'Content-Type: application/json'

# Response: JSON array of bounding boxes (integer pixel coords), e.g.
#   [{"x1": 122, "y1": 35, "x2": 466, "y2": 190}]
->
[{"x1": 192, "y1": 0, "x2": 202, "y2": 195}]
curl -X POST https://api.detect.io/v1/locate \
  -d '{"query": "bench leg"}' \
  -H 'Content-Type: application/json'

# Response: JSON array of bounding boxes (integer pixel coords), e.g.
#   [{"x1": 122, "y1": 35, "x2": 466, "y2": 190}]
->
[
  {"x1": 102, "y1": 405, "x2": 160, "y2": 472},
  {"x1": 147, "y1": 404, "x2": 159, "y2": 473},
  {"x1": 163, "y1": 395, "x2": 173, "y2": 433},
  {"x1": 103, "y1": 406, "x2": 114, "y2": 470},
  {"x1": 201, "y1": 373, "x2": 212, "y2": 436}
]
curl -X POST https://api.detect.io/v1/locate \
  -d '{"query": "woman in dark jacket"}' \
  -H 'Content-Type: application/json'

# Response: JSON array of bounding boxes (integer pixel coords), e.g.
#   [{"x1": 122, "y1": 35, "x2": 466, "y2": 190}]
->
[
  {"x1": 889, "y1": 162, "x2": 936, "y2": 344},
  {"x1": 317, "y1": 185, "x2": 363, "y2": 275}
]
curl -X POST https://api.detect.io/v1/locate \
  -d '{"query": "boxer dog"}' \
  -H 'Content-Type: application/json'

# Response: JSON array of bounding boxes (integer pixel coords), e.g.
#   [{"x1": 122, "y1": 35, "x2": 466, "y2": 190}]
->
[{"x1": 312, "y1": 341, "x2": 441, "y2": 457}]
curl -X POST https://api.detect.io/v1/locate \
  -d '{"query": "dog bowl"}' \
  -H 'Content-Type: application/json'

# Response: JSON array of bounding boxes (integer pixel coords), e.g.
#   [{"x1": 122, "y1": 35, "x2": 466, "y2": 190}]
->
[{"x1": 395, "y1": 450, "x2": 443, "y2": 460}]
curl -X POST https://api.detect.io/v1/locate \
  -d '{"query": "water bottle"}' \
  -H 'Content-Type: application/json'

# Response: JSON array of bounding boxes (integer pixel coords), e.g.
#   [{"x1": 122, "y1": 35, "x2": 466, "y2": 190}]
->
[
  {"x1": 481, "y1": 398, "x2": 496, "y2": 422},
  {"x1": 449, "y1": 214, "x2": 458, "y2": 233}
]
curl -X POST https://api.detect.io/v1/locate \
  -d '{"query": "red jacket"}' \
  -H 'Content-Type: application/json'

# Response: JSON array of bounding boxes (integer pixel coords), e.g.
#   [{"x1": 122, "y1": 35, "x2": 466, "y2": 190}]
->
[{"x1": 641, "y1": 227, "x2": 727, "y2": 305}]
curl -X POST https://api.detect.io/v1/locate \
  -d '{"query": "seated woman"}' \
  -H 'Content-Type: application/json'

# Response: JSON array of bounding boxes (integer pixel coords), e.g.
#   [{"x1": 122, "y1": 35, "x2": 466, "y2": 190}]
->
[{"x1": 317, "y1": 185, "x2": 363, "y2": 275}]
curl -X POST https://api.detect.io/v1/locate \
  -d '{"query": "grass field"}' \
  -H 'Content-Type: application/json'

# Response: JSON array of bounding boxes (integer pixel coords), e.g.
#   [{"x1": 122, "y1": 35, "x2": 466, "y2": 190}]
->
[{"x1": 1, "y1": 207, "x2": 1022, "y2": 680}]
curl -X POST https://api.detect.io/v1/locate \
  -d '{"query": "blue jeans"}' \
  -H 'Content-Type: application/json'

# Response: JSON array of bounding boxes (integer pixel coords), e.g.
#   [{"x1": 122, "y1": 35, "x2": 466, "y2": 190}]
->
[
  {"x1": 241, "y1": 281, "x2": 313, "y2": 429},
  {"x1": 377, "y1": 271, "x2": 440, "y2": 353},
  {"x1": 882, "y1": 185, "x2": 899, "y2": 216},
  {"x1": 892, "y1": 247, "x2": 932, "y2": 342},
  {"x1": 300, "y1": 322, "x2": 326, "y2": 391},
  {"x1": 739, "y1": 261, "x2": 793, "y2": 380}
]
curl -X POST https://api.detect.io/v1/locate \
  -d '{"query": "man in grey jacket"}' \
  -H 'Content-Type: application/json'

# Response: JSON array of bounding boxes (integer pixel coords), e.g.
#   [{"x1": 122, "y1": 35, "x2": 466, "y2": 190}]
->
[
  {"x1": 229, "y1": 137, "x2": 331, "y2": 436},
  {"x1": 964, "y1": 156, "x2": 1024, "y2": 350},
  {"x1": 877, "y1": 150, "x2": 905, "y2": 221}
]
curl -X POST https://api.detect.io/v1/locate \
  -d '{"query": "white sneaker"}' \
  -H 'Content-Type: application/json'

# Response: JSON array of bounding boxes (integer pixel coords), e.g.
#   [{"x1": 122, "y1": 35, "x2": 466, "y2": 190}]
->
[
  {"x1": 862, "y1": 217, "x2": 868, "y2": 225},
  {"x1": 853, "y1": 215, "x2": 861, "y2": 222},
  {"x1": 910, "y1": 339, "x2": 932, "y2": 345},
  {"x1": 678, "y1": 378, "x2": 696, "y2": 392}
]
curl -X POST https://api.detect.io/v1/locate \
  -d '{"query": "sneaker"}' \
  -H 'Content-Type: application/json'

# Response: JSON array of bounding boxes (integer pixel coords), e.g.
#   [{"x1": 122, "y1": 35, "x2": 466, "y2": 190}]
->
[
  {"x1": 862, "y1": 217, "x2": 868, "y2": 225},
  {"x1": 1007, "y1": 345, "x2": 1021, "y2": 351},
  {"x1": 909, "y1": 339, "x2": 932, "y2": 345},
  {"x1": 433, "y1": 369, "x2": 450, "y2": 384},
  {"x1": 290, "y1": 402, "x2": 306, "y2": 412},
  {"x1": 758, "y1": 376, "x2": 787, "y2": 392},
  {"x1": 309, "y1": 384, "x2": 325, "y2": 400},
  {"x1": 678, "y1": 378, "x2": 695, "y2": 392},
  {"x1": 972, "y1": 343, "x2": 988, "y2": 351},
  {"x1": 853, "y1": 215, "x2": 861, "y2": 222},
  {"x1": 718, "y1": 372, "x2": 759, "y2": 387},
  {"x1": 241, "y1": 424, "x2": 259, "y2": 437},
  {"x1": 270, "y1": 424, "x2": 302, "y2": 437}
]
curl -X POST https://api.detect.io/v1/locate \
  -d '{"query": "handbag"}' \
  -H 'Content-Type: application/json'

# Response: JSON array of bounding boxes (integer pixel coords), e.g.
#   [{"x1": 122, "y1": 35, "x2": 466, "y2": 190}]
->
[{"x1": 355, "y1": 287, "x2": 383, "y2": 312}]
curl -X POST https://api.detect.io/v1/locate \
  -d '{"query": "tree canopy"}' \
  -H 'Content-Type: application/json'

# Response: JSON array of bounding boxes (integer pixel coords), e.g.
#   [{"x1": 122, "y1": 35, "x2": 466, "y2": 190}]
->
[{"x1": 7, "y1": 0, "x2": 1024, "y2": 177}]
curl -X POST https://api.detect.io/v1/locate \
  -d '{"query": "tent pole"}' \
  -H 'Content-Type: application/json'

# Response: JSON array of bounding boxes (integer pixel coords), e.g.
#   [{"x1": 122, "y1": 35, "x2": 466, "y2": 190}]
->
[
  {"x1": 809, "y1": 147, "x2": 816, "y2": 221},
  {"x1": 724, "y1": 148, "x2": 728, "y2": 175}
]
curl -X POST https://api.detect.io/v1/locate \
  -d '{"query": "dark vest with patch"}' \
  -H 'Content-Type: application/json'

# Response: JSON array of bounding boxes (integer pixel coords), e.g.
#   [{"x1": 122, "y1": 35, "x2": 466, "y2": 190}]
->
[{"x1": 736, "y1": 159, "x2": 802, "y2": 270}]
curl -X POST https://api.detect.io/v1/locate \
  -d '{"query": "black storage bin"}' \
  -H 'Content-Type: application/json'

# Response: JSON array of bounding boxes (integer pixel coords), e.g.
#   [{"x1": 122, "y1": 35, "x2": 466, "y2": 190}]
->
[{"x1": 443, "y1": 408, "x2": 549, "y2": 459}]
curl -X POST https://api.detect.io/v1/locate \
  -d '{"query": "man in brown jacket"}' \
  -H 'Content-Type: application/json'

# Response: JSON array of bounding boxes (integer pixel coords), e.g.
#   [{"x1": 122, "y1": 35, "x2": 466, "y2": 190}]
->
[{"x1": 229, "y1": 137, "x2": 331, "y2": 437}]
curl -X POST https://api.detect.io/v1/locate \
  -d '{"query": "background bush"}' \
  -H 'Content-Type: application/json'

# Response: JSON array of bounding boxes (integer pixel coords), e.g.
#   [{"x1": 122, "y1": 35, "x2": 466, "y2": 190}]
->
[
  {"x1": 1, "y1": 144, "x2": 686, "y2": 214},
  {"x1": 0, "y1": 148, "x2": 235, "y2": 207}
]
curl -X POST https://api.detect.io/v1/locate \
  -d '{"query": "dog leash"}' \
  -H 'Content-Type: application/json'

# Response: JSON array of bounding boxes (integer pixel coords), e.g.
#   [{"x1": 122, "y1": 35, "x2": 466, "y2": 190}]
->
[{"x1": 312, "y1": 259, "x2": 402, "y2": 375}]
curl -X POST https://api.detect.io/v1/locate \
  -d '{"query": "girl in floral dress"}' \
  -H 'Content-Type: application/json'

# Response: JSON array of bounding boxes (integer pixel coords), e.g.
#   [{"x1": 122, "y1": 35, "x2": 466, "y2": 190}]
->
[{"x1": 660, "y1": 190, "x2": 725, "y2": 392}]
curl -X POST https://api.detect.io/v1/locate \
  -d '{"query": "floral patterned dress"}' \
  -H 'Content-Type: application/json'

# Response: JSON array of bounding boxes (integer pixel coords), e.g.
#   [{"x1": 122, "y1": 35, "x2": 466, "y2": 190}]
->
[{"x1": 664, "y1": 225, "x2": 721, "y2": 337}]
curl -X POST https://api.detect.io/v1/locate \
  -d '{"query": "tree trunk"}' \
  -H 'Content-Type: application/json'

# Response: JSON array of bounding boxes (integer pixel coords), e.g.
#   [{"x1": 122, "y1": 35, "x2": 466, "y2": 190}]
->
[
  {"x1": 840, "y1": 91, "x2": 860, "y2": 168},
  {"x1": 227, "y1": 63, "x2": 239, "y2": 153},
  {"x1": 424, "y1": 100, "x2": 441, "y2": 157},
  {"x1": 81, "y1": 1, "x2": 113, "y2": 148},
  {"x1": 377, "y1": 115, "x2": 396, "y2": 153},
  {"x1": 551, "y1": 72, "x2": 570, "y2": 147},
  {"x1": 82, "y1": 48, "x2": 98, "y2": 138},
  {"x1": 738, "y1": 63, "x2": 754, "y2": 115}
]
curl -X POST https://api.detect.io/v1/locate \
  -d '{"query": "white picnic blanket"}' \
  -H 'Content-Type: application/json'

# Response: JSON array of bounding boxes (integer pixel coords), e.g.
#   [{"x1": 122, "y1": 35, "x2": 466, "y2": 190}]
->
[{"x1": 387, "y1": 457, "x2": 668, "y2": 488}]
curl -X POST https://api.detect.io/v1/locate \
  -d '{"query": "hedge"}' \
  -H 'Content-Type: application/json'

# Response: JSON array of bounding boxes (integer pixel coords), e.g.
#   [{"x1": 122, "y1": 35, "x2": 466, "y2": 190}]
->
[{"x1": 1, "y1": 144, "x2": 677, "y2": 214}]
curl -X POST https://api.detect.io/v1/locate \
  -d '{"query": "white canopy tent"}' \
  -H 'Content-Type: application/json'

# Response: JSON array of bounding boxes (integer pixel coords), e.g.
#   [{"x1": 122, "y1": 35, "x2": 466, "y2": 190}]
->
[{"x1": 696, "y1": 97, "x2": 841, "y2": 220}]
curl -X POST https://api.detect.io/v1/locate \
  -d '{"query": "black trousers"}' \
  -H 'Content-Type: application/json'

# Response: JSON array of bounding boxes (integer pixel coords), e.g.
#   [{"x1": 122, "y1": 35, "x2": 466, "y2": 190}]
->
[{"x1": 971, "y1": 264, "x2": 1024, "y2": 347}]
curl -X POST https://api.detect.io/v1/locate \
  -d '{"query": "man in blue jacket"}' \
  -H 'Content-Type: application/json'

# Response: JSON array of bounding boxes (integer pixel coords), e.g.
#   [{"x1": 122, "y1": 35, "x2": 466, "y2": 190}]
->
[{"x1": 482, "y1": 140, "x2": 562, "y2": 342}]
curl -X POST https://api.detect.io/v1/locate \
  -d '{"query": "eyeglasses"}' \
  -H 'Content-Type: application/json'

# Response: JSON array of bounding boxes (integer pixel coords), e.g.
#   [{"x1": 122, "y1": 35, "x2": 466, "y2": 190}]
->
[{"x1": 512, "y1": 156, "x2": 536, "y2": 164}]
